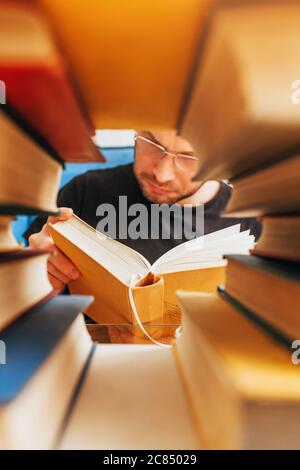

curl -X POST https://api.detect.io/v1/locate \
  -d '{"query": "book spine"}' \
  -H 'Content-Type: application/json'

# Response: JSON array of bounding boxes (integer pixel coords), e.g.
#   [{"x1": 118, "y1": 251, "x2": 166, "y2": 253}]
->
[
  {"x1": 218, "y1": 286, "x2": 292, "y2": 350},
  {"x1": 0, "y1": 103, "x2": 65, "y2": 168}
]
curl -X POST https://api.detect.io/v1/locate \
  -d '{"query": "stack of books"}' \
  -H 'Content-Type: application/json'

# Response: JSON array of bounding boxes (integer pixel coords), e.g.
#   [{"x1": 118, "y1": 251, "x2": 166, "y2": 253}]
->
[
  {"x1": 0, "y1": 294, "x2": 93, "y2": 450},
  {"x1": 2, "y1": 0, "x2": 300, "y2": 451},
  {"x1": 0, "y1": 106, "x2": 94, "y2": 449},
  {"x1": 179, "y1": 0, "x2": 300, "y2": 351},
  {"x1": 176, "y1": 0, "x2": 300, "y2": 449}
]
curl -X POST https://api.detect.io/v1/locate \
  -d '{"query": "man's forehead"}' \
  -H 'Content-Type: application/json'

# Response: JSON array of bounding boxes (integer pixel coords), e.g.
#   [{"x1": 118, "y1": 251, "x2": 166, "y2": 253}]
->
[{"x1": 138, "y1": 130, "x2": 194, "y2": 153}]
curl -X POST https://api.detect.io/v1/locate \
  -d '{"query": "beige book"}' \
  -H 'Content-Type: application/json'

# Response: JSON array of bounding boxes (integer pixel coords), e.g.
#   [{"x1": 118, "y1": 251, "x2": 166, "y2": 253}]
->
[
  {"x1": 223, "y1": 153, "x2": 300, "y2": 217},
  {"x1": 0, "y1": 250, "x2": 53, "y2": 332},
  {"x1": 0, "y1": 109, "x2": 61, "y2": 215},
  {"x1": 0, "y1": 216, "x2": 22, "y2": 252},
  {"x1": 181, "y1": 1, "x2": 300, "y2": 180},
  {"x1": 59, "y1": 344, "x2": 199, "y2": 450},
  {"x1": 252, "y1": 215, "x2": 300, "y2": 262},
  {"x1": 50, "y1": 215, "x2": 254, "y2": 324},
  {"x1": 176, "y1": 291, "x2": 300, "y2": 450},
  {"x1": 223, "y1": 254, "x2": 300, "y2": 340}
]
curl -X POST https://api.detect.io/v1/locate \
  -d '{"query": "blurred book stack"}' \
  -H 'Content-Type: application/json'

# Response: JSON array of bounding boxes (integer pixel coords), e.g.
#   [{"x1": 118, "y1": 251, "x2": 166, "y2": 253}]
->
[
  {"x1": 180, "y1": 1, "x2": 300, "y2": 180},
  {"x1": 0, "y1": 295, "x2": 93, "y2": 449},
  {"x1": 0, "y1": 116, "x2": 94, "y2": 448},
  {"x1": 1, "y1": 0, "x2": 300, "y2": 451},
  {"x1": 176, "y1": 291, "x2": 300, "y2": 450},
  {"x1": 175, "y1": 0, "x2": 300, "y2": 449},
  {"x1": 0, "y1": 6, "x2": 95, "y2": 446}
]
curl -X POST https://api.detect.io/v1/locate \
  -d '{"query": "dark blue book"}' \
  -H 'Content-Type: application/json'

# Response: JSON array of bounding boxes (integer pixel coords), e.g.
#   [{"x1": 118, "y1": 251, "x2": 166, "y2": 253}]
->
[{"x1": 0, "y1": 294, "x2": 94, "y2": 450}]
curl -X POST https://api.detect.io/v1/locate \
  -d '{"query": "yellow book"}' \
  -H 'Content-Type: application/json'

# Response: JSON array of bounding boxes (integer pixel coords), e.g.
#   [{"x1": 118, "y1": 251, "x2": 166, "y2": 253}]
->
[
  {"x1": 176, "y1": 292, "x2": 300, "y2": 450},
  {"x1": 50, "y1": 215, "x2": 253, "y2": 324},
  {"x1": 37, "y1": 0, "x2": 215, "y2": 129}
]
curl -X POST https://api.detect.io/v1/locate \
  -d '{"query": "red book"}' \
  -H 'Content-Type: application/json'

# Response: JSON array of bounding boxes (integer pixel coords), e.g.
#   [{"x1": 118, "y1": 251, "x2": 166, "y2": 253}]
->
[{"x1": 0, "y1": 1, "x2": 104, "y2": 162}]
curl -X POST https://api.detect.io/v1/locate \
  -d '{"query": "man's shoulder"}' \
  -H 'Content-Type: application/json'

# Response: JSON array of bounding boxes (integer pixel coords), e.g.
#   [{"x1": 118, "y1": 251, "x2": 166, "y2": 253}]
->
[
  {"x1": 81, "y1": 162, "x2": 134, "y2": 185},
  {"x1": 63, "y1": 163, "x2": 136, "y2": 198},
  {"x1": 74, "y1": 164, "x2": 134, "y2": 190}
]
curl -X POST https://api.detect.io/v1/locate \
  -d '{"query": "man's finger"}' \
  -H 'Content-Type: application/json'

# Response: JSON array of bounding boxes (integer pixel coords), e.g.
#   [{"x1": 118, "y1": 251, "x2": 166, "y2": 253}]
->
[
  {"x1": 48, "y1": 207, "x2": 73, "y2": 225},
  {"x1": 42, "y1": 207, "x2": 73, "y2": 236},
  {"x1": 28, "y1": 231, "x2": 51, "y2": 251},
  {"x1": 48, "y1": 273, "x2": 65, "y2": 291},
  {"x1": 48, "y1": 260, "x2": 71, "y2": 285},
  {"x1": 49, "y1": 248, "x2": 80, "y2": 280}
]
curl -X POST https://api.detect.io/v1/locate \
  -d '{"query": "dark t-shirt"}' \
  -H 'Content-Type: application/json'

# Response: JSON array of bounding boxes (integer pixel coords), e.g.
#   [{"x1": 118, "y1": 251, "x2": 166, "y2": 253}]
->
[{"x1": 24, "y1": 163, "x2": 261, "y2": 264}]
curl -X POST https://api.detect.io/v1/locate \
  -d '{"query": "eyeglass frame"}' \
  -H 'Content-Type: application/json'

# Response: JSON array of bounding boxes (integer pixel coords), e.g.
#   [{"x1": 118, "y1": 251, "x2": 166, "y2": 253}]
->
[{"x1": 134, "y1": 134, "x2": 198, "y2": 171}]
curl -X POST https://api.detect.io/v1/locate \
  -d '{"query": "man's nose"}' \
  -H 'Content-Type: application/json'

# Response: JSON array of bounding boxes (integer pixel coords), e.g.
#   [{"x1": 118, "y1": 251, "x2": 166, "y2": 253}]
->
[{"x1": 153, "y1": 154, "x2": 176, "y2": 183}]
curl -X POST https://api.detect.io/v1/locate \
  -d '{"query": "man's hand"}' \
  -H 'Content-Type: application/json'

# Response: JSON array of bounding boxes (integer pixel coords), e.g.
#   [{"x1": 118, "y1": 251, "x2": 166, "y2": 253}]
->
[{"x1": 28, "y1": 207, "x2": 80, "y2": 292}]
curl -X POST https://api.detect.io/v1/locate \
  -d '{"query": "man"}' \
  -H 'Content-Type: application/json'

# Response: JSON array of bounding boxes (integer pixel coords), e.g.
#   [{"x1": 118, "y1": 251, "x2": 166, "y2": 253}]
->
[{"x1": 25, "y1": 130, "x2": 261, "y2": 292}]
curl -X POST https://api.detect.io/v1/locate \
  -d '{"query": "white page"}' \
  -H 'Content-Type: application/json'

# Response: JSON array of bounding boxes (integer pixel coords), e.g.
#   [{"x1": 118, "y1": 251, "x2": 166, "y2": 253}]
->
[
  {"x1": 155, "y1": 239, "x2": 254, "y2": 273},
  {"x1": 51, "y1": 217, "x2": 150, "y2": 285},
  {"x1": 159, "y1": 231, "x2": 254, "y2": 265},
  {"x1": 152, "y1": 224, "x2": 242, "y2": 270},
  {"x1": 153, "y1": 227, "x2": 254, "y2": 274},
  {"x1": 155, "y1": 260, "x2": 227, "y2": 274}
]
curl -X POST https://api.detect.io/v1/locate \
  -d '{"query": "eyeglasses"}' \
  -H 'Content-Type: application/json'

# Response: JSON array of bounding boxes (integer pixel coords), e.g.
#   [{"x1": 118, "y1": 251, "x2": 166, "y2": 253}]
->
[{"x1": 134, "y1": 134, "x2": 199, "y2": 172}]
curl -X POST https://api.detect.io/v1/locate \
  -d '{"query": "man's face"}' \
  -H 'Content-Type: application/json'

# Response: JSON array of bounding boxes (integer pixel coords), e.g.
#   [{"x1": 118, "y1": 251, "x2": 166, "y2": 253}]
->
[{"x1": 133, "y1": 130, "x2": 201, "y2": 204}]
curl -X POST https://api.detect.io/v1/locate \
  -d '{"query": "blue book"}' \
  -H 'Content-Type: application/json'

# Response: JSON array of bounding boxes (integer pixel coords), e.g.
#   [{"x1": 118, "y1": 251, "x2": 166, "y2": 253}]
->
[{"x1": 0, "y1": 294, "x2": 94, "y2": 450}]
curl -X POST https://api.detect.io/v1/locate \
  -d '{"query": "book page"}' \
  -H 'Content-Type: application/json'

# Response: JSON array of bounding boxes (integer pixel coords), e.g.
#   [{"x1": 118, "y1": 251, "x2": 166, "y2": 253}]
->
[
  {"x1": 51, "y1": 215, "x2": 151, "y2": 285},
  {"x1": 152, "y1": 224, "x2": 241, "y2": 269},
  {"x1": 152, "y1": 225, "x2": 255, "y2": 274}
]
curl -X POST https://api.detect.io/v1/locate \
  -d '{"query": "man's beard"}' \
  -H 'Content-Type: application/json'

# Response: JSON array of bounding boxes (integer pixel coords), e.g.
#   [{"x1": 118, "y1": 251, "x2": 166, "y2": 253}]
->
[{"x1": 136, "y1": 171, "x2": 202, "y2": 205}]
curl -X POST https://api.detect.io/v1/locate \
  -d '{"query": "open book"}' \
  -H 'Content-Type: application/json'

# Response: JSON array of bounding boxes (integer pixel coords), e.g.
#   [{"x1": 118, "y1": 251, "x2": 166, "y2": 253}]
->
[{"x1": 50, "y1": 215, "x2": 255, "y2": 324}]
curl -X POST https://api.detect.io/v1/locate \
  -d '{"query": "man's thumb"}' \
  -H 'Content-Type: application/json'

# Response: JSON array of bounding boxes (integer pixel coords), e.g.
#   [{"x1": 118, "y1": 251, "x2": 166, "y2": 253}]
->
[{"x1": 47, "y1": 207, "x2": 73, "y2": 227}]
